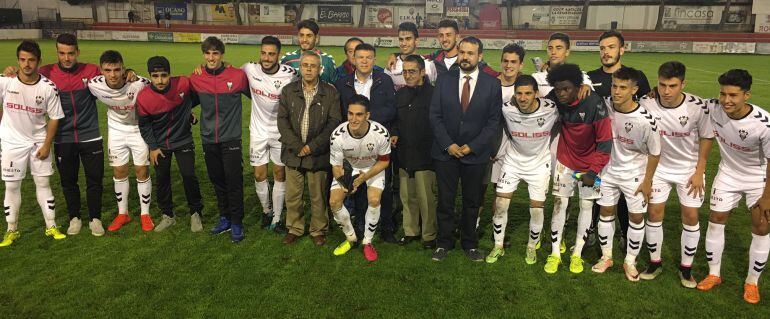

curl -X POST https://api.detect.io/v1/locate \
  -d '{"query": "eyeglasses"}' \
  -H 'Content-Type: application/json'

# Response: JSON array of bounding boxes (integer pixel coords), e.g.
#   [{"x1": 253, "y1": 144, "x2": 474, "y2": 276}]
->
[{"x1": 402, "y1": 69, "x2": 421, "y2": 75}]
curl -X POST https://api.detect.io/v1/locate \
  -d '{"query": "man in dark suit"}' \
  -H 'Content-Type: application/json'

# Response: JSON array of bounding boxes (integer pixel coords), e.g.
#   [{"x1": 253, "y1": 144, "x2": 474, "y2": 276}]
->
[{"x1": 429, "y1": 36, "x2": 502, "y2": 262}]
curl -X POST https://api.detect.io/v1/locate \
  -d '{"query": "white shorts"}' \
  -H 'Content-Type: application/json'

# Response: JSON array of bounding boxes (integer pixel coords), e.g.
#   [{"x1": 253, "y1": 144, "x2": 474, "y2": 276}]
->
[
  {"x1": 649, "y1": 172, "x2": 705, "y2": 208},
  {"x1": 597, "y1": 176, "x2": 648, "y2": 213},
  {"x1": 331, "y1": 168, "x2": 385, "y2": 191},
  {"x1": 1, "y1": 142, "x2": 54, "y2": 181},
  {"x1": 108, "y1": 130, "x2": 149, "y2": 167},
  {"x1": 249, "y1": 136, "x2": 283, "y2": 167},
  {"x1": 489, "y1": 159, "x2": 503, "y2": 184},
  {"x1": 495, "y1": 163, "x2": 550, "y2": 201},
  {"x1": 551, "y1": 161, "x2": 601, "y2": 199},
  {"x1": 710, "y1": 172, "x2": 763, "y2": 212}
]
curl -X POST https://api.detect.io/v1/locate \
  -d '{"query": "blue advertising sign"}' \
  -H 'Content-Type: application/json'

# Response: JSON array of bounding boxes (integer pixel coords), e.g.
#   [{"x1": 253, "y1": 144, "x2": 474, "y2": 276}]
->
[{"x1": 155, "y1": 3, "x2": 188, "y2": 20}]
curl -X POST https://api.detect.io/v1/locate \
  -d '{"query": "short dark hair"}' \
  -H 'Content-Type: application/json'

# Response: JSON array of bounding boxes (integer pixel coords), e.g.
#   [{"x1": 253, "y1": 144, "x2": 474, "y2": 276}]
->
[
  {"x1": 297, "y1": 19, "x2": 320, "y2": 35},
  {"x1": 546, "y1": 63, "x2": 583, "y2": 87},
  {"x1": 718, "y1": 69, "x2": 752, "y2": 91},
  {"x1": 56, "y1": 33, "x2": 78, "y2": 49},
  {"x1": 17, "y1": 40, "x2": 41, "y2": 60},
  {"x1": 548, "y1": 32, "x2": 571, "y2": 49},
  {"x1": 514, "y1": 74, "x2": 538, "y2": 92},
  {"x1": 398, "y1": 22, "x2": 419, "y2": 38},
  {"x1": 598, "y1": 30, "x2": 624, "y2": 46},
  {"x1": 261, "y1": 36, "x2": 282, "y2": 53},
  {"x1": 438, "y1": 19, "x2": 459, "y2": 33},
  {"x1": 354, "y1": 43, "x2": 376, "y2": 55},
  {"x1": 612, "y1": 67, "x2": 640, "y2": 86},
  {"x1": 658, "y1": 61, "x2": 686, "y2": 81},
  {"x1": 402, "y1": 54, "x2": 425, "y2": 70},
  {"x1": 201, "y1": 36, "x2": 225, "y2": 54},
  {"x1": 348, "y1": 94, "x2": 371, "y2": 112},
  {"x1": 344, "y1": 37, "x2": 363, "y2": 50},
  {"x1": 459, "y1": 36, "x2": 483, "y2": 54},
  {"x1": 99, "y1": 50, "x2": 123, "y2": 65},
  {"x1": 501, "y1": 43, "x2": 525, "y2": 61}
]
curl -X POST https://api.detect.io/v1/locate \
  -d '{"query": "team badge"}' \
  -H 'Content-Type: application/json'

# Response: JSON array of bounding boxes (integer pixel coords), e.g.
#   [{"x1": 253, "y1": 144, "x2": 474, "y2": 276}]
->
[
  {"x1": 226, "y1": 82, "x2": 233, "y2": 90},
  {"x1": 366, "y1": 143, "x2": 374, "y2": 152},
  {"x1": 35, "y1": 95, "x2": 43, "y2": 104},
  {"x1": 624, "y1": 122, "x2": 633, "y2": 133},
  {"x1": 578, "y1": 112, "x2": 585, "y2": 121},
  {"x1": 679, "y1": 115, "x2": 689, "y2": 127},
  {"x1": 179, "y1": 92, "x2": 185, "y2": 98},
  {"x1": 127, "y1": 92, "x2": 135, "y2": 100},
  {"x1": 274, "y1": 80, "x2": 282, "y2": 90},
  {"x1": 537, "y1": 118, "x2": 545, "y2": 127},
  {"x1": 81, "y1": 78, "x2": 88, "y2": 85},
  {"x1": 739, "y1": 129, "x2": 748, "y2": 141}
]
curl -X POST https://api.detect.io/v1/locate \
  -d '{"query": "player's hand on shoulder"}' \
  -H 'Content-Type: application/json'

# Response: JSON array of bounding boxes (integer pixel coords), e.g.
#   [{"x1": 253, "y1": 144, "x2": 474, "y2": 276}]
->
[{"x1": 3, "y1": 66, "x2": 18, "y2": 77}]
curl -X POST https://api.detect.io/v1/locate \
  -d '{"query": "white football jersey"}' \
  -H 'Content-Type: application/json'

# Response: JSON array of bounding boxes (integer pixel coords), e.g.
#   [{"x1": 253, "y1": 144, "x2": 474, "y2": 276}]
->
[
  {"x1": 602, "y1": 100, "x2": 661, "y2": 182},
  {"x1": 242, "y1": 62, "x2": 298, "y2": 139},
  {"x1": 710, "y1": 102, "x2": 770, "y2": 188},
  {"x1": 501, "y1": 84, "x2": 515, "y2": 103},
  {"x1": 501, "y1": 97, "x2": 559, "y2": 172},
  {"x1": 639, "y1": 93, "x2": 713, "y2": 175},
  {"x1": 0, "y1": 75, "x2": 64, "y2": 144},
  {"x1": 88, "y1": 76, "x2": 149, "y2": 133},
  {"x1": 385, "y1": 55, "x2": 438, "y2": 91},
  {"x1": 330, "y1": 120, "x2": 391, "y2": 170},
  {"x1": 532, "y1": 71, "x2": 592, "y2": 97}
]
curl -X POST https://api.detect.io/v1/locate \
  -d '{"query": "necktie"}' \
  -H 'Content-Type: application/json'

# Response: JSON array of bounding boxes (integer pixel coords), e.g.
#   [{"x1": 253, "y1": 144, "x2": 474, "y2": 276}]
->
[{"x1": 461, "y1": 75, "x2": 471, "y2": 112}]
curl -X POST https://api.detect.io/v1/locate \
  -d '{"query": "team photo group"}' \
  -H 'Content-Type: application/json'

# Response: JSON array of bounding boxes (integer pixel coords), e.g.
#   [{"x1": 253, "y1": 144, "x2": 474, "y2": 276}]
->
[{"x1": 0, "y1": 18, "x2": 768, "y2": 304}]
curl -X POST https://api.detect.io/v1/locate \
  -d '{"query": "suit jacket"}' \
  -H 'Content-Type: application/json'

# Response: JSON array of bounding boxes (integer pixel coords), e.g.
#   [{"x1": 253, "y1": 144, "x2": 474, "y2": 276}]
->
[
  {"x1": 429, "y1": 69, "x2": 502, "y2": 164},
  {"x1": 334, "y1": 71, "x2": 396, "y2": 130}
]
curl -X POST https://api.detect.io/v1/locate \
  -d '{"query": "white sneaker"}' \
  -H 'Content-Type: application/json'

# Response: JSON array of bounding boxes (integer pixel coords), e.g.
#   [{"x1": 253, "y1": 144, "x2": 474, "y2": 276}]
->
[
  {"x1": 624, "y1": 262, "x2": 640, "y2": 282},
  {"x1": 190, "y1": 213, "x2": 203, "y2": 232},
  {"x1": 592, "y1": 256, "x2": 614, "y2": 273},
  {"x1": 67, "y1": 217, "x2": 82, "y2": 235},
  {"x1": 89, "y1": 219, "x2": 105, "y2": 237},
  {"x1": 154, "y1": 215, "x2": 176, "y2": 232}
]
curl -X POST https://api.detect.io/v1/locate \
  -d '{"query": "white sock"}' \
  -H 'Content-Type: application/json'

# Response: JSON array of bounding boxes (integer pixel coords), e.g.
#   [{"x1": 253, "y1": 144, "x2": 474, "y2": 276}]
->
[
  {"x1": 33, "y1": 176, "x2": 56, "y2": 228},
  {"x1": 598, "y1": 214, "x2": 616, "y2": 258},
  {"x1": 572, "y1": 199, "x2": 593, "y2": 257},
  {"x1": 114, "y1": 177, "x2": 129, "y2": 215},
  {"x1": 271, "y1": 181, "x2": 285, "y2": 224},
  {"x1": 528, "y1": 206, "x2": 545, "y2": 248},
  {"x1": 255, "y1": 179, "x2": 271, "y2": 214},
  {"x1": 705, "y1": 221, "x2": 726, "y2": 277},
  {"x1": 625, "y1": 220, "x2": 645, "y2": 265},
  {"x1": 645, "y1": 220, "x2": 664, "y2": 263},
  {"x1": 746, "y1": 233, "x2": 770, "y2": 285},
  {"x1": 363, "y1": 205, "x2": 381, "y2": 245},
  {"x1": 332, "y1": 205, "x2": 355, "y2": 242},
  {"x1": 550, "y1": 196, "x2": 568, "y2": 255},
  {"x1": 137, "y1": 178, "x2": 151, "y2": 216},
  {"x1": 492, "y1": 197, "x2": 510, "y2": 247},
  {"x1": 4, "y1": 180, "x2": 21, "y2": 232},
  {"x1": 681, "y1": 223, "x2": 700, "y2": 267}
]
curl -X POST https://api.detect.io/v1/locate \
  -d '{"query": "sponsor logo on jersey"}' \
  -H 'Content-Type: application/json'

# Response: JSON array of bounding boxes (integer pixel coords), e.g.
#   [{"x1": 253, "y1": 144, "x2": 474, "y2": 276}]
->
[
  {"x1": 6, "y1": 90, "x2": 18, "y2": 94},
  {"x1": 5, "y1": 102, "x2": 43, "y2": 113},
  {"x1": 679, "y1": 115, "x2": 689, "y2": 127},
  {"x1": 659, "y1": 130, "x2": 691, "y2": 137},
  {"x1": 739, "y1": 129, "x2": 748, "y2": 141},
  {"x1": 714, "y1": 130, "x2": 750, "y2": 152},
  {"x1": 624, "y1": 122, "x2": 633, "y2": 133},
  {"x1": 510, "y1": 131, "x2": 550, "y2": 139},
  {"x1": 251, "y1": 88, "x2": 280, "y2": 100}
]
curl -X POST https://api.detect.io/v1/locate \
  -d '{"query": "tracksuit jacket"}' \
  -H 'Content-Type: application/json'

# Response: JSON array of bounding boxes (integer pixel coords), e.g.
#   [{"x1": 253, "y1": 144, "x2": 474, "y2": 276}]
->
[
  {"x1": 188, "y1": 65, "x2": 249, "y2": 144},
  {"x1": 136, "y1": 76, "x2": 198, "y2": 150},
  {"x1": 39, "y1": 62, "x2": 102, "y2": 143}
]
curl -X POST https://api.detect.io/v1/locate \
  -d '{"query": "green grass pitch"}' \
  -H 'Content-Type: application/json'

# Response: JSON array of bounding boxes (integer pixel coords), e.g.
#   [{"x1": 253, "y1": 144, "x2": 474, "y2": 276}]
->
[{"x1": 0, "y1": 40, "x2": 769, "y2": 318}]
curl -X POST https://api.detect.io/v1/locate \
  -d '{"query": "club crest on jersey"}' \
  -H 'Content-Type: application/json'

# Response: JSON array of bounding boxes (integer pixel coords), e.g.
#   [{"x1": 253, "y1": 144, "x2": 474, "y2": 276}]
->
[
  {"x1": 127, "y1": 92, "x2": 134, "y2": 100},
  {"x1": 179, "y1": 92, "x2": 185, "y2": 99},
  {"x1": 81, "y1": 78, "x2": 88, "y2": 85},
  {"x1": 739, "y1": 129, "x2": 748, "y2": 141},
  {"x1": 679, "y1": 115, "x2": 689, "y2": 127},
  {"x1": 579, "y1": 112, "x2": 585, "y2": 121},
  {"x1": 624, "y1": 122, "x2": 633, "y2": 133},
  {"x1": 537, "y1": 118, "x2": 545, "y2": 127},
  {"x1": 35, "y1": 95, "x2": 43, "y2": 104},
  {"x1": 226, "y1": 82, "x2": 233, "y2": 90},
  {"x1": 366, "y1": 143, "x2": 374, "y2": 152},
  {"x1": 274, "y1": 80, "x2": 282, "y2": 90}
]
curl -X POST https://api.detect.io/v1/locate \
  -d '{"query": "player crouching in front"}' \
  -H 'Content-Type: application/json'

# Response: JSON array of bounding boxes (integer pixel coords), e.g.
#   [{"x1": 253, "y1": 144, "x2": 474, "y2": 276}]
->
[
  {"x1": 591, "y1": 67, "x2": 661, "y2": 281},
  {"x1": 0, "y1": 40, "x2": 67, "y2": 246},
  {"x1": 697, "y1": 69, "x2": 770, "y2": 304},
  {"x1": 329, "y1": 95, "x2": 392, "y2": 262}
]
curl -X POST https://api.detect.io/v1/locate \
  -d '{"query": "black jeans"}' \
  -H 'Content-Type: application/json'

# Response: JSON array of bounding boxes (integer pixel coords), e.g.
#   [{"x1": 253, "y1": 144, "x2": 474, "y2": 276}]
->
[
  {"x1": 54, "y1": 140, "x2": 104, "y2": 220},
  {"x1": 434, "y1": 159, "x2": 487, "y2": 250},
  {"x1": 203, "y1": 140, "x2": 243, "y2": 225},
  {"x1": 154, "y1": 144, "x2": 203, "y2": 217}
]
